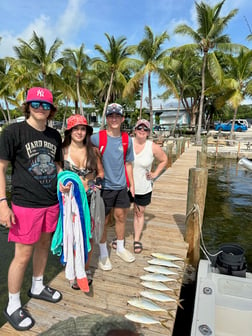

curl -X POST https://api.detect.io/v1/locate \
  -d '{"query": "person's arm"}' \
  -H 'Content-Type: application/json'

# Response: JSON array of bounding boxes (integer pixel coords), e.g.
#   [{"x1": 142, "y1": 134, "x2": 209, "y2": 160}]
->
[
  {"x1": 126, "y1": 161, "x2": 135, "y2": 197},
  {"x1": 0, "y1": 159, "x2": 15, "y2": 228},
  {"x1": 149, "y1": 142, "x2": 168, "y2": 181},
  {"x1": 95, "y1": 148, "x2": 104, "y2": 179}
]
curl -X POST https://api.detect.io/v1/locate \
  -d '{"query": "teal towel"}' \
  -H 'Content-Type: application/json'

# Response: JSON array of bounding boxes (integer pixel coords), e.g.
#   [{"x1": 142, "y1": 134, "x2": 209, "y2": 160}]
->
[{"x1": 51, "y1": 171, "x2": 91, "y2": 262}]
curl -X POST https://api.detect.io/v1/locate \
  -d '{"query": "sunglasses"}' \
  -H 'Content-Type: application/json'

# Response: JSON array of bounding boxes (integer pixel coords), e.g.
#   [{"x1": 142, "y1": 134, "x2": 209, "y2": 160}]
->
[
  {"x1": 136, "y1": 125, "x2": 150, "y2": 131},
  {"x1": 30, "y1": 101, "x2": 51, "y2": 111}
]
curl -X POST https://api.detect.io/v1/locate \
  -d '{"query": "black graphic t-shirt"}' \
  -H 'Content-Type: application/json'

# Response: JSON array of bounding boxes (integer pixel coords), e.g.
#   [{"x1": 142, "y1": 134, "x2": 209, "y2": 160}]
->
[{"x1": 0, "y1": 121, "x2": 62, "y2": 207}]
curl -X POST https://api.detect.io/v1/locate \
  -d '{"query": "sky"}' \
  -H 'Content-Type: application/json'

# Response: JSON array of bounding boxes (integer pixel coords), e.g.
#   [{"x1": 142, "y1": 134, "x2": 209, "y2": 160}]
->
[{"x1": 1, "y1": 0, "x2": 252, "y2": 102}]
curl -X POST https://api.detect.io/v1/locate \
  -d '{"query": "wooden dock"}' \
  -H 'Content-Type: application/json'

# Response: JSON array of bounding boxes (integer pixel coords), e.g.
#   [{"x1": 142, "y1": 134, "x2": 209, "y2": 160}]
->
[{"x1": 0, "y1": 144, "x2": 198, "y2": 336}]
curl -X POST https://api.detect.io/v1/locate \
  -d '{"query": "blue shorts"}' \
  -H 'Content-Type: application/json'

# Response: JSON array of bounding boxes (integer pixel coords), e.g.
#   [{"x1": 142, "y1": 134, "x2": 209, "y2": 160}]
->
[{"x1": 101, "y1": 188, "x2": 130, "y2": 216}]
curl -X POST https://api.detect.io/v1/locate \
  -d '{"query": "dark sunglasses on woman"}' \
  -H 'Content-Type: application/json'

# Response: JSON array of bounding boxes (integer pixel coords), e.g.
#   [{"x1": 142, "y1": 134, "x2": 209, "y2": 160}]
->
[{"x1": 136, "y1": 125, "x2": 150, "y2": 131}]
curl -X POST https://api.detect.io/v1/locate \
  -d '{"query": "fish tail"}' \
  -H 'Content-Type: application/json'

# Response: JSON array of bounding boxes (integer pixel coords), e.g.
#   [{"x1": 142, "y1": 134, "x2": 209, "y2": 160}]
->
[
  {"x1": 160, "y1": 319, "x2": 170, "y2": 329},
  {"x1": 177, "y1": 299, "x2": 184, "y2": 310}
]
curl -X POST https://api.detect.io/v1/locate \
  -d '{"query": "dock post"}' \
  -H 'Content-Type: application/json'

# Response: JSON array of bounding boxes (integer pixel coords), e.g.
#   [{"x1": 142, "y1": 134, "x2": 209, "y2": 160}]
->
[
  {"x1": 166, "y1": 143, "x2": 173, "y2": 167},
  {"x1": 237, "y1": 141, "x2": 240, "y2": 158},
  {"x1": 196, "y1": 150, "x2": 207, "y2": 168},
  {"x1": 185, "y1": 167, "x2": 208, "y2": 269}
]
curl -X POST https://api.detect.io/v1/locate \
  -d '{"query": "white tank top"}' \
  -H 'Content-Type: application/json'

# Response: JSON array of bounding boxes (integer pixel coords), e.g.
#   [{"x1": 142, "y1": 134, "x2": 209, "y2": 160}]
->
[{"x1": 133, "y1": 139, "x2": 154, "y2": 195}]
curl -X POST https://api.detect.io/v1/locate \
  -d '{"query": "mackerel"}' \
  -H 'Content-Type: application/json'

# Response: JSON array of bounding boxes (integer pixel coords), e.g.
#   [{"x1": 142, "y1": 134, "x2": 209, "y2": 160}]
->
[
  {"x1": 151, "y1": 252, "x2": 183, "y2": 261},
  {"x1": 140, "y1": 273, "x2": 176, "y2": 282},
  {"x1": 140, "y1": 289, "x2": 177, "y2": 303},
  {"x1": 148, "y1": 258, "x2": 181, "y2": 268},
  {"x1": 144, "y1": 265, "x2": 178, "y2": 276},
  {"x1": 141, "y1": 281, "x2": 173, "y2": 291},
  {"x1": 127, "y1": 297, "x2": 166, "y2": 312},
  {"x1": 125, "y1": 312, "x2": 168, "y2": 326}
]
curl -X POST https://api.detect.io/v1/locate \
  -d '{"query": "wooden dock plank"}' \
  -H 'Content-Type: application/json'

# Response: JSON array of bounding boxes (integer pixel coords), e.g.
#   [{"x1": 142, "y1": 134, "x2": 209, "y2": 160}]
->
[{"x1": 0, "y1": 145, "x2": 198, "y2": 336}]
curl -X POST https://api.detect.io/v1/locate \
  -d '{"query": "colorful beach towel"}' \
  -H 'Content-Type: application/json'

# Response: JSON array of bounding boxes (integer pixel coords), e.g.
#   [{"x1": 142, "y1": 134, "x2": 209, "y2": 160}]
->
[{"x1": 51, "y1": 171, "x2": 92, "y2": 287}]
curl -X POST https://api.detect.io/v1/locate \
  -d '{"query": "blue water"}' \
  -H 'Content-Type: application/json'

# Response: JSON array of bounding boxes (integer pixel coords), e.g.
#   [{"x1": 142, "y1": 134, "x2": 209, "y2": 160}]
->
[{"x1": 202, "y1": 158, "x2": 252, "y2": 272}]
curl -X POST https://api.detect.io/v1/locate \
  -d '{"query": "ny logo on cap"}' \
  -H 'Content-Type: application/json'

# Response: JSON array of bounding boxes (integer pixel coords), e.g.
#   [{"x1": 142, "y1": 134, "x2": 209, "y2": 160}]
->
[{"x1": 36, "y1": 89, "x2": 45, "y2": 97}]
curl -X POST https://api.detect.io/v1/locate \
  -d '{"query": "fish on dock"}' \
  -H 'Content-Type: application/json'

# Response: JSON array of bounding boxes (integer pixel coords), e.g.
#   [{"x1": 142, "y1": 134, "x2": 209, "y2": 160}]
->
[
  {"x1": 140, "y1": 273, "x2": 177, "y2": 282},
  {"x1": 141, "y1": 281, "x2": 173, "y2": 291},
  {"x1": 151, "y1": 252, "x2": 183, "y2": 261},
  {"x1": 125, "y1": 312, "x2": 169, "y2": 327},
  {"x1": 140, "y1": 290, "x2": 183, "y2": 309},
  {"x1": 127, "y1": 297, "x2": 166, "y2": 312},
  {"x1": 140, "y1": 289, "x2": 177, "y2": 303},
  {"x1": 148, "y1": 258, "x2": 181, "y2": 268},
  {"x1": 144, "y1": 265, "x2": 178, "y2": 276}
]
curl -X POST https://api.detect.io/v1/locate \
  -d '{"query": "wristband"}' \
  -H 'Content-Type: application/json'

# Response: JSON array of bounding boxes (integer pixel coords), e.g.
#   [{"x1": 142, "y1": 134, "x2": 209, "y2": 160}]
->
[{"x1": 0, "y1": 197, "x2": 7, "y2": 202}]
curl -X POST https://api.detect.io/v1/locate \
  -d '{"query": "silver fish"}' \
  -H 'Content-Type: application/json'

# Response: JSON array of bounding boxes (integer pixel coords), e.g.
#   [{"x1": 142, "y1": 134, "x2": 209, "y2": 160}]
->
[
  {"x1": 151, "y1": 252, "x2": 183, "y2": 261},
  {"x1": 127, "y1": 297, "x2": 166, "y2": 312},
  {"x1": 141, "y1": 281, "x2": 173, "y2": 291},
  {"x1": 148, "y1": 258, "x2": 181, "y2": 268},
  {"x1": 140, "y1": 273, "x2": 176, "y2": 282},
  {"x1": 144, "y1": 265, "x2": 178, "y2": 276},
  {"x1": 125, "y1": 312, "x2": 163, "y2": 325},
  {"x1": 140, "y1": 290, "x2": 177, "y2": 303}
]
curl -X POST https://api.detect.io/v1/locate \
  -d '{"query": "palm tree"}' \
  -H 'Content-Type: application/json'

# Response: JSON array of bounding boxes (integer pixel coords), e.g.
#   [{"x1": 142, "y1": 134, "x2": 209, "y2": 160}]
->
[
  {"x1": 13, "y1": 31, "x2": 63, "y2": 88},
  {"x1": 61, "y1": 44, "x2": 92, "y2": 116},
  {"x1": 159, "y1": 50, "x2": 201, "y2": 136},
  {"x1": 0, "y1": 57, "x2": 17, "y2": 122},
  {"x1": 124, "y1": 26, "x2": 169, "y2": 136},
  {"x1": 207, "y1": 49, "x2": 252, "y2": 139},
  {"x1": 174, "y1": 0, "x2": 239, "y2": 144},
  {"x1": 92, "y1": 33, "x2": 135, "y2": 129}
]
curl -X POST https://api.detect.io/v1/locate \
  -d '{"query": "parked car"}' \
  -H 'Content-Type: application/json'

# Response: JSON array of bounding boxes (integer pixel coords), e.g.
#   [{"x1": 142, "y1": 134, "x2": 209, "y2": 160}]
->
[{"x1": 215, "y1": 120, "x2": 248, "y2": 132}]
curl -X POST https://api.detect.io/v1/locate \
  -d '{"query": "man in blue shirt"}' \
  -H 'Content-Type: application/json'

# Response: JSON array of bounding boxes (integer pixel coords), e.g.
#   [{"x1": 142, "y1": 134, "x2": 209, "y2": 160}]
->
[{"x1": 91, "y1": 103, "x2": 135, "y2": 270}]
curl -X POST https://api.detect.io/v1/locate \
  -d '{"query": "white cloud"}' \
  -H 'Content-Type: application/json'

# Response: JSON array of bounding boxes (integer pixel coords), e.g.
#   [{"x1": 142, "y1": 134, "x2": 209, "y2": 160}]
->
[{"x1": 57, "y1": 0, "x2": 87, "y2": 40}]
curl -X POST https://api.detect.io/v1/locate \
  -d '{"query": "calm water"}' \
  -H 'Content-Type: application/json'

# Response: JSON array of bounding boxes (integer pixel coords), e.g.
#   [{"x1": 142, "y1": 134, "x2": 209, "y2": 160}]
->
[
  {"x1": 1, "y1": 159, "x2": 252, "y2": 330},
  {"x1": 203, "y1": 158, "x2": 252, "y2": 272},
  {"x1": 174, "y1": 158, "x2": 252, "y2": 336}
]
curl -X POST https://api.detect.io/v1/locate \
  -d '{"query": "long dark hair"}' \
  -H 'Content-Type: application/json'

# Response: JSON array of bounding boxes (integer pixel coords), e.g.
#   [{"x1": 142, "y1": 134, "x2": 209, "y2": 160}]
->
[{"x1": 62, "y1": 130, "x2": 98, "y2": 170}]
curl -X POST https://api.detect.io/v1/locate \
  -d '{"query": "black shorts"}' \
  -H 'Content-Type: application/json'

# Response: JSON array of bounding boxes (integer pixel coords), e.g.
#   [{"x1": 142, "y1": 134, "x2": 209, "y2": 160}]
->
[
  {"x1": 134, "y1": 191, "x2": 152, "y2": 207},
  {"x1": 101, "y1": 188, "x2": 130, "y2": 216}
]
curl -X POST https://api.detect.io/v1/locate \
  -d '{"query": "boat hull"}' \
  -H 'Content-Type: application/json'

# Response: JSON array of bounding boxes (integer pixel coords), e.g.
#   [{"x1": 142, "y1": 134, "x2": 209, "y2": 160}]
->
[
  {"x1": 238, "y1": 157, "x2": 252, "y2": 171},
  {"x1": 191, "y1": 259, "x2": 252, "y2": 336}
]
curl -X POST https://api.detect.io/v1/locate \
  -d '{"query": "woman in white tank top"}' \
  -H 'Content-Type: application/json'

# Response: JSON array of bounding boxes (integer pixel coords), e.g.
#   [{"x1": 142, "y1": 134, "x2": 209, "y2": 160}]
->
[{"x1": 132, "y1": 119, "x2": 168, "y2": 253}]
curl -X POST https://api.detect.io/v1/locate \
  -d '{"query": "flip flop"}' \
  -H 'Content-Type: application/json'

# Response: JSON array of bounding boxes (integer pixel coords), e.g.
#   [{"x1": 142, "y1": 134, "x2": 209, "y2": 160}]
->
[
  {"x1": 27, "y1": 286, "x2": 62, "y2": 303},
  {"x1": 3, "y1": 307, "x2": 35, "y2": 331}
]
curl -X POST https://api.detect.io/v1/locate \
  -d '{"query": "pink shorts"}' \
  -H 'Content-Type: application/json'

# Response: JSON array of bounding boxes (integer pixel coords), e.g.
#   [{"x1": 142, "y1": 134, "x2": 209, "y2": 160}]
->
[{"x1": 8, "y1": 203, "x2": 59, "y2": 244}]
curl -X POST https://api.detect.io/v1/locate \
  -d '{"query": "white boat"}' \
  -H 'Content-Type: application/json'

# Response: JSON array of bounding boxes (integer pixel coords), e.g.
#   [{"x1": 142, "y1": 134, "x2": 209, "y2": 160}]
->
[
  {"x1": 191, "y1": 259, "x2": 252, "y2": 336},
  {"x1": 238, "y1": 157, "x2": 252, "y2": 171}
]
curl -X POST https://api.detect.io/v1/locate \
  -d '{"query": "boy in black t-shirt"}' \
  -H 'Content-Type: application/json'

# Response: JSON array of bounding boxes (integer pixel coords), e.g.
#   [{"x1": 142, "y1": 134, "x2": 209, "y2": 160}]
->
[{"x1": 0, "y1": 87, "x2": 63, "y2": 331}]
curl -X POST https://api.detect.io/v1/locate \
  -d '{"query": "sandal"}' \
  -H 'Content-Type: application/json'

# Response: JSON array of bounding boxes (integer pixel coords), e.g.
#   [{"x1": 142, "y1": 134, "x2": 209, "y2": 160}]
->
[
  {"x1": 134, "y1": 241, "x2": 143, "y2": 254},
  {"x1": 27, "y1": 286, "x2": 62, "y2": 303},
  {"x1": 111, "y1": 237, "x2": 117, "y2": 250},
  {"x1": 70, "y1": 280, "x2": 80, "y2": 290},
  {"x1": 86, "y1": 270, "x2": 93, "y2": 286},
  {"x1": 3, "y1": 307, "x2": 35, "y2": 331}
]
